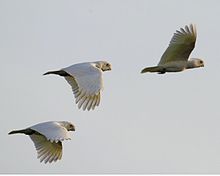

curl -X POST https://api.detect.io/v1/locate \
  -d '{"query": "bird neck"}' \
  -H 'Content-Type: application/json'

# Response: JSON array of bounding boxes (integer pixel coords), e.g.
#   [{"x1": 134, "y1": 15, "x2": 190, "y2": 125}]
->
[
  {"x1": 93, "y1": 62, "x2": 104, "y2": 71},
  {"x1": 186, "y1": 60, "x2": 196, "y2": 69}
]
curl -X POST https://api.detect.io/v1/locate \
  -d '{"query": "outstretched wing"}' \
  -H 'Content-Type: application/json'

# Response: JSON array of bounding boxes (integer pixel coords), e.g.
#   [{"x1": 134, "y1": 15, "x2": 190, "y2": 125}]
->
[
  {"x1": 30, "y1": 121, "x2": 71, "y2": 142},
  {"x1": 158, "y1": 24, "x2": 197, "y2": 65},
  {"x1": 29, "y1": 133, "x2": 62, "y2": 164},
  {"x1": 63, "y1": 63, "x2": 103, "y2": 111}
]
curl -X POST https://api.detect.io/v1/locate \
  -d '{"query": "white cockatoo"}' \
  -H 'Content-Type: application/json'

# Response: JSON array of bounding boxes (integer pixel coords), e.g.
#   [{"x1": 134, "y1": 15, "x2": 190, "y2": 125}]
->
[
  {"x1": 43, "y1": 61, "x2": 111, "y2": 111},
  {"x1": 141, "y1": 24, "x2": 204, "y2": 74},
  {"x1": 8, "y1": 121, "x2": 75, "y2": 164}
]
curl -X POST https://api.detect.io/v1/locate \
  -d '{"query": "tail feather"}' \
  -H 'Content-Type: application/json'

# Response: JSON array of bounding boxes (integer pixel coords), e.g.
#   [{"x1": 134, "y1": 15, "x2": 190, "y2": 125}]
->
[
  {"x1": 141, "y1": 66, "x2": 162, "y2": 73},
  {"x1": 8, "y1": 129, "x2": 27, "y2": 135},
  {"x1": 43, "y1": 70, "x2": 70, "y2": 77},
  {"x1": 8, "y1": 128, "x2": 35, "y2": 135}
]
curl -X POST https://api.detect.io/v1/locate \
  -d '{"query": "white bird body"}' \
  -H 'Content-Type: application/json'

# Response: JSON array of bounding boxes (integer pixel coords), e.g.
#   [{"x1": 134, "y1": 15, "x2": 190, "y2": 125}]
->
[
  {"x1": 63, "y1": 62, "x2": 104, "y2": 96},
  {"x1": 9, "y1": 121, "x2": 75, "y2": 164},
  {"x1": 141, "y1": 24, "x2": 204, "y2": 74},
  {"x1": 30, "y1": 121, "x2": 72, "y2": 142},
  {"x1": 159, "y1": 61, "x2": 187, "y2": 72},
  {"x1": 44, "y1": 61, "x2": 111, "y2": 111}
]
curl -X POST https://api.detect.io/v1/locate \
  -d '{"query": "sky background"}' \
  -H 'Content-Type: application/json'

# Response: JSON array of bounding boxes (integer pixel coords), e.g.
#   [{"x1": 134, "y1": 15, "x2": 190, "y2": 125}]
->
[{"x1": 1, "y1": 0, "x2": 220, "y2": 174}]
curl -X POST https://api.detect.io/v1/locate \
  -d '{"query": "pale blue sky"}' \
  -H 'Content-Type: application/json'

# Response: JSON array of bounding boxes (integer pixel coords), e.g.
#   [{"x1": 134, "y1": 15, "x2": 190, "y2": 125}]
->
[{"x1": 0, "y1": 0, "x2": 220, "y2": 174}]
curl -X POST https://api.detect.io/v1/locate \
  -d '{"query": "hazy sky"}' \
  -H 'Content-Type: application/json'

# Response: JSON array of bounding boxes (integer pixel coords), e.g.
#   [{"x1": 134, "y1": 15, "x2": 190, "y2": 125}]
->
[{"x1": 1, "y1": 0, "x2": 220, "y2": 174}]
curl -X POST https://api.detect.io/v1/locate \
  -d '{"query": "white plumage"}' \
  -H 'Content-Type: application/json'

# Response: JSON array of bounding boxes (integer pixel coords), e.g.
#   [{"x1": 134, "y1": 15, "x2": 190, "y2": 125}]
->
[
  {"x1": 141, "y1": 24, "x2": 204, "y2": 74},
  {"x1": 8, "y1": 121, "x2": 75, "y2": 164},
  {"x1": 44, "y1": 61, "x2": 111, "y2": 111}
]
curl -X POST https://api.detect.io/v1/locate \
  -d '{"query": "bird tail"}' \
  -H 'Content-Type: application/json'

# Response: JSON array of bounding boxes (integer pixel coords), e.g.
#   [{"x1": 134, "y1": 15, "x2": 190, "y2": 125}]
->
[
  {"x1": 8, "y1": 129, "x2": 27, "y2": 135},
  {"x1": 8, "y1": 128, "x2": 35, "y2": 135},
  {"x1": 141, "y1": 66, "x2": 162, "y2": 73},
  {"x1": 43, "y1": 70, "x2": 69, "y2": 76}
]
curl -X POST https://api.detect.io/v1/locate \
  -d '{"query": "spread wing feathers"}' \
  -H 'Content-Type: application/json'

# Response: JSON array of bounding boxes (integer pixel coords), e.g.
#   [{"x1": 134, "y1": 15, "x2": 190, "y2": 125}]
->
[
  {"x1": 77, "y1": 92, "x2": 100, "y2": 110},
  {"x1": 158, "y1": 24, "x2": 197, "y2": 65},
  {"x1": 30, "y1": 134, "x2": 62, "y2": 164},
  {"x1": 30, "y1": 121, "x2": 71, "y2": 142},
  {"x1": 63, "y1": 63, "x2": 103, "y2": 111},
  {"x1": 64, "y1": 76, "x2": 79, "y2": 95}
]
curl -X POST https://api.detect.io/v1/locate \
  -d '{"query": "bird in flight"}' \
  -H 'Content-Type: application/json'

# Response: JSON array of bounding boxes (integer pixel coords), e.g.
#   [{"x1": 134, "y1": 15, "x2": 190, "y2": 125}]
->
[
  {"x1": 8, "y1": 121, "x2": 75, "y2": 164},
  {"x1": 141, "y1": 24, "x2": 204, "y2": 74},
  {"x1": 44, "y1": 61, "x2": 111, "y2": 111}
]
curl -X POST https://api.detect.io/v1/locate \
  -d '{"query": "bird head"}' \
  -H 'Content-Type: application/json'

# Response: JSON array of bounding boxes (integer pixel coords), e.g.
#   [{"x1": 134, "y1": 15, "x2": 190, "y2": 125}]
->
[
  {"x1": 190, "y1": 58, "x2": 205, "y2": 68},
  {"x1": 59, "y1": 121, "x2": 75, "y2": 131},
  {"x1": 94, "y1": 61, "x2": 112, "y2": 71}
]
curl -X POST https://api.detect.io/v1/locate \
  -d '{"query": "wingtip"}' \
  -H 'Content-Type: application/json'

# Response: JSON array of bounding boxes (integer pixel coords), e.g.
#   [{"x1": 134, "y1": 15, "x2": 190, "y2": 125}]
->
[{"x1": 187, "y1": 23, "x2": 197, "y2": 36}]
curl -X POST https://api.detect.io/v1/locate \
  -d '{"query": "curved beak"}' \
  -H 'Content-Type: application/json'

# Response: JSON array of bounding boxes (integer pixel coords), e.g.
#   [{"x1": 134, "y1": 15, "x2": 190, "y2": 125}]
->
[{"x1": 70, "y1": 126, "x2": 75, "y2": 131}]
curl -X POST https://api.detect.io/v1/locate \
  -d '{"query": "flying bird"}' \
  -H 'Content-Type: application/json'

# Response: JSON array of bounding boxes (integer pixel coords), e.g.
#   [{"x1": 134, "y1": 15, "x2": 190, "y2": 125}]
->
[
  {"x1": 43, "y1": 61, "x2": 111, "y2": 111},
  {"x1": 8, "y1": 121, "x2": 75, "y2": 164},
  {"x1": 141, "y1": 24, "x2": 204, "y2": 74}
]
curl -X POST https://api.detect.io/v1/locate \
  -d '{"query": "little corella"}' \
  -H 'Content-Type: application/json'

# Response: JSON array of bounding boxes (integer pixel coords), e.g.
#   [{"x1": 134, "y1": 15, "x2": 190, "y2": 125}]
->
[
  {"x1": 8, "y1": 121, "x2": 75, "y2": 164},
  {"x1": 141, "y1": 24, "x2": 204, "y2": 74},
  {"x1": 44, "y1": 61, "x2": 111, "y2": 111}
]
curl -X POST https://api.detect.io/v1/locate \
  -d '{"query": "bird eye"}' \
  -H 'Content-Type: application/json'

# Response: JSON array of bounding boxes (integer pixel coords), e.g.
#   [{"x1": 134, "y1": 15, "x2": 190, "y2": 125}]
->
[
  {"x1": 106, "y1": 63, "x2": 110, "y2": 67},
  {"x1": 199, "y1": 60, "x2": 203, "y2": 64}
]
